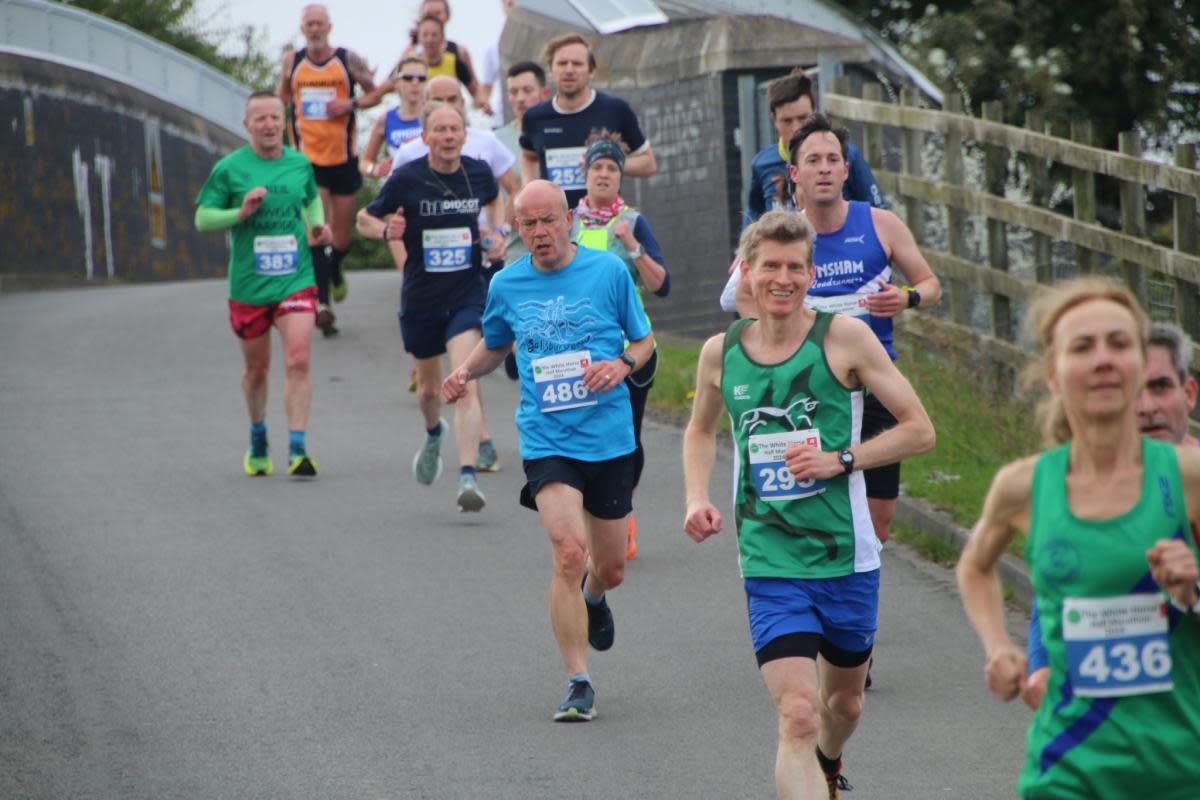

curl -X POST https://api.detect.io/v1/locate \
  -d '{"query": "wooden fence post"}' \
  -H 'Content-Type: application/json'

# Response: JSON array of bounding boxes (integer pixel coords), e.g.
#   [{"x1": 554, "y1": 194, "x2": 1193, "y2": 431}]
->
[
  {"x1": 1071, "y1": 120, "x2": 1097, "y2": 274},
  {"x1": 862, "y1": 83, "x2": 885, "y2": 171},
  {"x1": 1025, "y1": 110, "x2": 1053, "y2": 284},
  {"x1": 983, "y1": 101, "x2": 1012, "y2": 342},
  {"x1": 900, "y1": 88, "x2": 925, "y2": 245},
  {"x1": 1118, "y1": 131, "x2": 1149, "y2": 307},
  {"x1": 943, "y1": 94, "x2": 970, "y2": 325},
  {"x1": 1174, "y1": 143, "x2": 1199, "y2": 340}
]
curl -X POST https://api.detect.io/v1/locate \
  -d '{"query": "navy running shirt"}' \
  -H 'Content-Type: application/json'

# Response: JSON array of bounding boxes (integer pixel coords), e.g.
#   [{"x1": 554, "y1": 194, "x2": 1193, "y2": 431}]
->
[
  {"x1": 366, "y1": 154, "x2": 498, "y2": 312},
  {"x1": 519, "y1": 91, "x2": 647, "y2": 208}
]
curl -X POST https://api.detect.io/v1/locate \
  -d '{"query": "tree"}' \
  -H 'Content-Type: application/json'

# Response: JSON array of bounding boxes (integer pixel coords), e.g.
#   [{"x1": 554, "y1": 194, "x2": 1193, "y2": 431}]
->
[
  {"x1": 837, "y1": 0, "x2": 1200, "y2": 149},
  {"x1": 59, "y1": 0, "x2": 275, "y2": 89}
]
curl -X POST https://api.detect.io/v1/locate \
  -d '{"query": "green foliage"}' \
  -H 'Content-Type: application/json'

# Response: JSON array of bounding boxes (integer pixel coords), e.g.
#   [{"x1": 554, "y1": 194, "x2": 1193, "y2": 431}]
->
[
  {"x1": 344, "y1": 181, "x2": 399, "y2": 272},
  {"x1": 889, "y1": 520, "x2": 960, "y2": 567},
  {"x1": 59, "y1": 0, "x2": 276, "y2": 89},
  {"x1": 836, "y1": 0, "x2": 1200, "y2": 149}
]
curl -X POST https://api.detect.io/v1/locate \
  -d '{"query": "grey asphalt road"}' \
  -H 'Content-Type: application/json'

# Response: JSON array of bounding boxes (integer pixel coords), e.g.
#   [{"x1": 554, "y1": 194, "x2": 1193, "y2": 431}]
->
[{"x1": 0, "y1": 274, "x2": 1030, "y2": 799}]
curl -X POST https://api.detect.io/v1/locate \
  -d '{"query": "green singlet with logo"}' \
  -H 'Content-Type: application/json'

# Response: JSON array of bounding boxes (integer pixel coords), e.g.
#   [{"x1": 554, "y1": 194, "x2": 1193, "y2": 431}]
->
[
  {"x1": 1021, "y1": 437, "x2": 1200, "y2": 799},
  {"x1": 720, "y1": 312, "x2": 878, "y2": 579},
  {"x1": 195, "y1": 145, "x2": 317, "y2": 305}
]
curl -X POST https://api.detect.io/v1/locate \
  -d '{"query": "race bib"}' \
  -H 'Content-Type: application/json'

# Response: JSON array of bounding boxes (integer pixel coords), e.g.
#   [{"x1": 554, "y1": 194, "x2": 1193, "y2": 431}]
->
[
  {"x1": 1063, "y1": 594, "x2": 1173, "y2": 698},
  {"x1": 545, "y1": 147, "x2": 586, "y2": 192},
  {"x1": 299, "y1": 87, "x2": 336, "y2": 120},
  {"x1": 805, "y1": 293, "x2": 870, "y2": 319},
  {"x1": 253, "y1": 235, "x2": 298, "y2": 276},
  {"x1": 748, "y1": 430, "x2": 826, "y2": 502},
  {"x1": 423, "y1": 227, "x2": 472, "y2": 272},
  {"x1": 532, "y1": 350, "x2": 596, "y2": 413}
]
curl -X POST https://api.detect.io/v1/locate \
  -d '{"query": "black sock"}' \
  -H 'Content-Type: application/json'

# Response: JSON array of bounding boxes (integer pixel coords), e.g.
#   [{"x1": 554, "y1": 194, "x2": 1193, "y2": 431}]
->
[
  {"x1": 311, "y1": 245, "x2": 331, "y2": 304},
  {"x1": 816, "y1": 746, "x2": 841, "y2": 776},
  {"x1": 330, "y1": 246, "x2": 348, "y2": 283}
]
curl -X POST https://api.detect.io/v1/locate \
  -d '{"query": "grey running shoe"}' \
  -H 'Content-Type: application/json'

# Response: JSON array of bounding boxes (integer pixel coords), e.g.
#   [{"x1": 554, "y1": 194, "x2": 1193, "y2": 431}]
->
[
  {"x1": 412, "y1": 418, "x2": 446, "y2": 485},
  {"x1": 456, "y1": 472, "x2": 486, "y2": 512},
  {"x1": 475, "y1": 439, "x2": 501, "y2": 472},
  {"x1": 553, "y1": 679, "x2": 595, "y2": 722}
]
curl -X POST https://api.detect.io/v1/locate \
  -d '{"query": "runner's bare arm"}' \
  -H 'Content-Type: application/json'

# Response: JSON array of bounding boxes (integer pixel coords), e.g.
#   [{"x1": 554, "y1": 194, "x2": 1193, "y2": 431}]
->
[
  {"x1": 346, "y1": 49, "x2": 378, "y2": 93},
  {"x1": 683, "y1": 334, "x2": 727, "y2": 542},
  {"x1": 278, "y1": 49, "x2": 295, "y2": 104},
  {"x1": 868, "y1": 207, "x2": 941, "y2": 317},
  {"x1": 520, "y1": 151, "x2": 540, "y2": 185},
  {"x1": 623, "y1": 145, "x2": 657, "y2": 178},
  {"x1": 443, "y1": 338, "x2": 511, "y2": 403},
  {"x1": 956, "y1": 457, "x2": 1035, "y2": 700},
  {"x1": 360, "y1": 116, "x2": 387, "y2": 175},
  {"x1": 497, "y1": 168, "x2": 520, "y2": 224}
]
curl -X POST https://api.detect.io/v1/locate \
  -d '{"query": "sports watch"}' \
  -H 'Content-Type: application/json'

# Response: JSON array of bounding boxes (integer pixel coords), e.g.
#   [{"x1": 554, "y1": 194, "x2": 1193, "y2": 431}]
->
[
  {"x1": 618, "y1": 352, "x2": 637, "y2": 370},
  {"x1": 838, "y1": 449, "x2": 855, "y2": 475}
]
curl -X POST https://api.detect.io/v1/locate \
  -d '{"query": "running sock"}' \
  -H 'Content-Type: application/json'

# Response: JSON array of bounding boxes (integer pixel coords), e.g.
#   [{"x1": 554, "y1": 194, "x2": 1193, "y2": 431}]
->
[
  {"x1": 583, "y1": 580, "x2": 605, "y2": 606},
  {"x1": 816, "y1": 746, "x2": 842, "y2": 776},
  {"x1": 460, "y1": 466, "x2": 476, "y2": 478},
  {"x1": 250, "y1": 421, "x2": 268, "y2": 457},
  {"x1": 426, "y1": 422, "x2": 442, "y2": 438},
  {"x1": 330, "y1": 246, "x2": 348, "y2": 283},
  {"x1": 288, "y1": 429, "x2": 307, "y2": 457},
  {"x1": 311, "y1": 245, "x2": 331, "y2": 305},
  {"x1": 568, "y1": 671, "x2": 591, "y2": 685}
]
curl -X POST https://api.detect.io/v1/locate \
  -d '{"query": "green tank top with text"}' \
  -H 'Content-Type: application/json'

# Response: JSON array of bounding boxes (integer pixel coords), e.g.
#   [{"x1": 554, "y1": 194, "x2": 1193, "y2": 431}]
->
[
  {"x1": 1021, "y1": 437, "x2": 1200, "y2": 799},
  {"x1": 721, "y1": 313, "x2": 877, "y2": 579}
]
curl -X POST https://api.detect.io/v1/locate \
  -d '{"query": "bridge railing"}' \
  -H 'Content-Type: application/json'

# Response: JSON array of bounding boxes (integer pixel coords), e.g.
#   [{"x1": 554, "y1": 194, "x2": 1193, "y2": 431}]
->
[
  {"x1": 0, "y1": 0, "x2": 247, "y2": 136},
  {"x1": 825, "y1": 78, "x2": 1200, "y2": 377}
]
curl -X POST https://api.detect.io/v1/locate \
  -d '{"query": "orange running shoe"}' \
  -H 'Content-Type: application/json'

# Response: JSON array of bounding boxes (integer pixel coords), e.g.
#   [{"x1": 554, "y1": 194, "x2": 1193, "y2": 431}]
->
[{"x1": 626, "y1": 514, "x2": 638, "y2": 560}]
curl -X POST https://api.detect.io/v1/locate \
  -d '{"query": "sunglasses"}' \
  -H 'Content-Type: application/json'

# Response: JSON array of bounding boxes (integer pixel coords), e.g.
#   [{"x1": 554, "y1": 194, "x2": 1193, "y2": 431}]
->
[{"x1": 398, "y1": 73, "x2": 427, "y2": 83}]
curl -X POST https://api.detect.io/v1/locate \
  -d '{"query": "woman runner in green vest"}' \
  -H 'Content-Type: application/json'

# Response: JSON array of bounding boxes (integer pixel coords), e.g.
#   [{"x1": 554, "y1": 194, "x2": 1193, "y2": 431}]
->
[
  {"x1": 570, "y1": 133, "x2": 670, "y2": 559},
  {"x1": 957, "y1": 277, "x2": 1200, "y2": 799}
]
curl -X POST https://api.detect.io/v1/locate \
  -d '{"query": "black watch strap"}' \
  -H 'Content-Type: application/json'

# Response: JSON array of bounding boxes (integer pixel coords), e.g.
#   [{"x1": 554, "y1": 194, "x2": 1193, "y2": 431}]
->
[{"x1": 619, "y1": 352, "x2": 637, "y2": 369}]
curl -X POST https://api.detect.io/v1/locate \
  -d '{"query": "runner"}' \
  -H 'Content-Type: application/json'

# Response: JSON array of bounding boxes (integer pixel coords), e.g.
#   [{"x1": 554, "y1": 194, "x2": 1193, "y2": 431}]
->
[
  {"x1": 388, "y1": 74, "x2": 520, "y2": 472},
  {"x1": 745, "y1": 69, "x2": 886, "y2": 227},
  {"x1": 570, "y1": 133, "x2": 670, "y2": 560},
  {"x1": 495, "y1": 60, "x2": 550, "y2": 264},
  {"x1": 441, "y1": 180, "x2": 654, "y2": 721},
  {"x1": 1022, "y1": 320, "x2": 1200, "y2": 710},
  {"x1": 194, "y1": 91, "x2": 328, "y2": 478},
  {"x1": 279, "y1": 3, "x2": 379, "y2": 336},
  {"x1": 957, "y1": 277, "x2": 1200, "y2": 798},
  {"x1": 410, "y1": 14, "x2": 479, "y2": 101},
  {"x1": 397, "y1": 0, "x2": 485, "y2": 109},
  {"x1": 683, "y1": 210, "x2": 935, "y2": 797},
  {"x1": 359, "y1": 56, "x2": 427, "y2": 179},
  {"x1": 722, "y1": 113, "x2": 941, "y2": 545},
  {"x1": 355, "y1": 102, "x2": 505, "y2": 511},
  {"x1": 519, "y1": 33, "x2": 655, "y2": 209}
]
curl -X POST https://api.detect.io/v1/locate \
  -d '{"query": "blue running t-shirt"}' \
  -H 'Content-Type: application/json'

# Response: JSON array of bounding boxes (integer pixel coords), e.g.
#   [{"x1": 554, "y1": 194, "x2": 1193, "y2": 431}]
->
[{"x1": 483, "y1": 246, "x2": 652, "y2": 461}]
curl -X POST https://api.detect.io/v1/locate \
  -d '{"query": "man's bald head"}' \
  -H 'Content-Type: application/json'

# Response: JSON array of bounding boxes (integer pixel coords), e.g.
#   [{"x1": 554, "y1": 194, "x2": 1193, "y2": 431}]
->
[
  {"x1": 514, "y1": 180, "x2": 569, "y2": 216},
  {"x1": 425, "y1": 76, "x2": 464, "y2": 108}
]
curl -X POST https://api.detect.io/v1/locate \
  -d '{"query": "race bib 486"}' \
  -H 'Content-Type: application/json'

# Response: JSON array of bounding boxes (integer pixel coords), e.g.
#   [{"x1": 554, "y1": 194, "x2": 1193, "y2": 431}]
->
[{"x1": 532, "y1": 350, "x2": 596, "y2": 413}]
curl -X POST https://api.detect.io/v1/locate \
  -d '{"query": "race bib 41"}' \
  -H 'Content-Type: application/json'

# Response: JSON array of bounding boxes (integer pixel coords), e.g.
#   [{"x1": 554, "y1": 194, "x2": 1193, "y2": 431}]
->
[{"x1": 299, "y1": 87, "x2": 336, "y2": 120}]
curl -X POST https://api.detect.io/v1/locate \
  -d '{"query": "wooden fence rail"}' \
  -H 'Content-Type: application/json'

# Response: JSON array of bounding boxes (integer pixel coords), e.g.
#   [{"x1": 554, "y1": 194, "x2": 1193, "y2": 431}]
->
[{"x1": 825, "y1": 78, "x2": 1200, "y2": 374}]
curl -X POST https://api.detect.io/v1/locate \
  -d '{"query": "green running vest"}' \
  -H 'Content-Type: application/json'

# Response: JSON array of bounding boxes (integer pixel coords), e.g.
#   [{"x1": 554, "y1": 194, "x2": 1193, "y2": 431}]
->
[
  {"x1": 1021, "y1": 437, "x2": 1200, "y2": 799},
  {"x1": 721, "y1": 313, "x2": 877, "y2": 579}
]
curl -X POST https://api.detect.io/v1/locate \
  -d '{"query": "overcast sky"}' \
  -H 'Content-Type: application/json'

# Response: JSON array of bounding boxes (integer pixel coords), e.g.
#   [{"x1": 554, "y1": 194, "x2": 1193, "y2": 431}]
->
[{"x1": 197, "y1": 0, "x2": 507, "y2": 85}]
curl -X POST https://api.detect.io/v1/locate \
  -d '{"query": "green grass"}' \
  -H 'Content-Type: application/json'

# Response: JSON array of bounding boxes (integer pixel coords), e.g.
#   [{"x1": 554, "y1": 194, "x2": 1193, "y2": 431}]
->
[
  {"x1": 648, "y1": 333, "x2": 1039, "y2": 557},
  {"x1": 889, "y1": 520, "x2": 960, "y2": 567}
]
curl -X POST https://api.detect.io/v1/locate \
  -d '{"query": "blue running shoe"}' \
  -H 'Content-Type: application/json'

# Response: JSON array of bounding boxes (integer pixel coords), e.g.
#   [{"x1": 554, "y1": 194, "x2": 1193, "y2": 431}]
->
[
  {"x1": 412, "y1": 418, "x2": 446, "y2": 485},
  {"x1": 553, "y1": 679, "x2": 595, "y2": 722}
]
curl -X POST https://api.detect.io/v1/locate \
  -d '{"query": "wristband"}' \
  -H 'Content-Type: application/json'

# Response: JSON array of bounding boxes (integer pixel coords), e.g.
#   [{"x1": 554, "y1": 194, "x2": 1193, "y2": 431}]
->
[
  {"x1": 904, "y1": 287, "x2": 921, "y2": 309},
  {"x1": 1168, "y1": 581, "x2": 1200, "y2": 615},
  {"x1": 629, "y1": 242, "x2": 645, "y2": 260}
]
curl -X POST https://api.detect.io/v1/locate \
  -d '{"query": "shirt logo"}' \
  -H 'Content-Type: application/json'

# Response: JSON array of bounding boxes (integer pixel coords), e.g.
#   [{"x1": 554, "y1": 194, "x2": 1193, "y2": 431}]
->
[
  {"x1": 733, "y1": 384, "x2": 750, "y2": 401},
  {"x1": 843, "y1": 234, "x2": 866, "y2": 244}
]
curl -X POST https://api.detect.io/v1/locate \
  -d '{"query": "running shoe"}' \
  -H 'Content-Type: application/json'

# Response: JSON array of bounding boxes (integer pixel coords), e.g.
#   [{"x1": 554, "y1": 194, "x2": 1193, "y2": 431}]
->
[
  {"x1": 553, "y1": 679, "x2": 596, "y2": 722},
  {"x1": 316, "y1": 304, "x2": 338, "y2": 337},
  {"x1": 407, "y1": 367, "x2": 419, "y2": 393},
  {"x1": 412, "y1": 418, "x2": 446, "y2": 485},
  {"x1": 244, "y1": 449, "x2": 273, "y2": 476},
  {"x1": 331, "y1": 273, "x2": 348, "y2": 303},
  {"x1": 288, "y1": 454, "x2": 318, "y2": 478},
  {"x1": 476, "y1": 439, "x2": 501, "y2": 472},
  {"x1": 456, "y1": 472, "x2": 486, "y2": 512},
  {"x1": 825, "y1": 772, "x2": 852, "y2": 799},
  {"x1": 582, "y1": 576, "x2": 615, "y2": 651},
  {"x1": 626, "y1": 514, "x2": 638, "y2": 560}
]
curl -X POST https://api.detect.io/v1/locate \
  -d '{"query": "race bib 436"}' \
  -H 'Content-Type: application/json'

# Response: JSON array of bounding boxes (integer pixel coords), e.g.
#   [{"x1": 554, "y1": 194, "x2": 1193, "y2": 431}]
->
[{"x1": 1063, "y1": 593, "x2": 1173, "y2": 698}]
